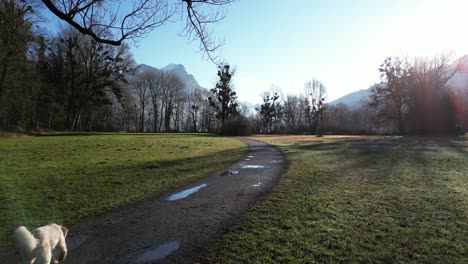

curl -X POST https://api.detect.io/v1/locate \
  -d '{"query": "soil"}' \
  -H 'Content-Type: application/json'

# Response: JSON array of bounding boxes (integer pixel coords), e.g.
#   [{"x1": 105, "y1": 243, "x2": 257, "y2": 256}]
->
[{"x1": 1, "y1": 138, "x2": 286, "y2": 263}]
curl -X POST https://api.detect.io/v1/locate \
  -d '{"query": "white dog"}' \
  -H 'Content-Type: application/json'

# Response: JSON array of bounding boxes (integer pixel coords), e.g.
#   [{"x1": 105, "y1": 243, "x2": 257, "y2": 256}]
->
[{"x1": 14, "y1": 224, "x2": 68, "y2": 264}]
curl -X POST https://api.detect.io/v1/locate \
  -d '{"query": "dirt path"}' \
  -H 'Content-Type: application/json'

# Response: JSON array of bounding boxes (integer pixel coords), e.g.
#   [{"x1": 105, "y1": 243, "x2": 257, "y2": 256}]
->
[{"x1": 2, "y1": 138, "x2": 285, "y2": 263}]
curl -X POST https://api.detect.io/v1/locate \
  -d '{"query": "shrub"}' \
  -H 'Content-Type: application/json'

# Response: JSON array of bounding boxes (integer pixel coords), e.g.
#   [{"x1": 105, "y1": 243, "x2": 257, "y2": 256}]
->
[{"x1": 221, "y1": 117, "x2": 253, "y2": 136}]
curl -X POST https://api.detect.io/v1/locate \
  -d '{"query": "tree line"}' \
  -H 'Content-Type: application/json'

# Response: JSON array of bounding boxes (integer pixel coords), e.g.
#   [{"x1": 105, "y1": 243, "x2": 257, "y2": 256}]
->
[
  {"x1": 252, "y1": 55, "x2": 466, "y2": 136},
  {"x1": 0, "y1": 0, "x2": 239, "y2": 134},
  {"x1": 123, "y1": 64, "x2": 240, "y2": 133},
  {"x1": 2, "y1": 0, "x2": 466, "y2": 136}
]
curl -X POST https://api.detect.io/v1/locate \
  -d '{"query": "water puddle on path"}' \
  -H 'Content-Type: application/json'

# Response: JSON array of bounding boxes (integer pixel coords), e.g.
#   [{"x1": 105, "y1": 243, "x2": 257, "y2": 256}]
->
[
  {"x1": 252, "y1": 182, "x2": 262, "y2": 187},
  {"x1": 166, "y1": 184, "x2": 207, "y2": 201},
  {"x1": 219, "y1": 170, "x2": 239, "y2": 176},
  {"x1": 241, "y1": 165, "x2": 271, "y2": 169},
  {"x1": 248, "y1": 155, "x2": 255, "y2": 158},
  {"x1": 136, "y1": 241, "x2": 180, "y2": 263}
]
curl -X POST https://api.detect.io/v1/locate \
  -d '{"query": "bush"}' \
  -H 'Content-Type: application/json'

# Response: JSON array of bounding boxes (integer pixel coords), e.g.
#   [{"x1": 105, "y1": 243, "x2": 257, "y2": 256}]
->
[{"x1": 221, "y1": 117, "x2": 253, "y2": 136}]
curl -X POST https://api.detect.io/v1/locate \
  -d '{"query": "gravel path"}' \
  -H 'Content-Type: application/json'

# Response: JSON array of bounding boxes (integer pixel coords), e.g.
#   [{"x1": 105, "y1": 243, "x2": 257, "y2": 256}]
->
[{"x1": 1, "y1": 138, "x2": 285, "y2": 263}]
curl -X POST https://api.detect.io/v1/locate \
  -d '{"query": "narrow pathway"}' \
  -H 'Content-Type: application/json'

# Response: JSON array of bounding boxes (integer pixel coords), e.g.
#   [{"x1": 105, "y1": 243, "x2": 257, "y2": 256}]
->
[{"x1": 4, "y1": 138, "x2": 286, "y2": 264}]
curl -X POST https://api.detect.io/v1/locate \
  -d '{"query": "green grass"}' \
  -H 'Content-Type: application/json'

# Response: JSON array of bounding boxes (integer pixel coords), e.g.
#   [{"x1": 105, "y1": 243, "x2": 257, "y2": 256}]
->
[
  {"x1": 201, "y1": 135, "x2": 468, "y2": 263},
  {"x1": 0, "y1": 133, "x2": 246, "y2": 249}
]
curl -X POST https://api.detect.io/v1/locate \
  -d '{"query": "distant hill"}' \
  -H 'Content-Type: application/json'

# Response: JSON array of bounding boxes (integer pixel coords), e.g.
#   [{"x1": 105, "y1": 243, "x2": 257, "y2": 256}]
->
[
  {"x1": 328, "y1": 89, "x2": 371, "y2": 109},
  {"x1": 133, "y1": 64, "x2": 204, "y2": 92}
]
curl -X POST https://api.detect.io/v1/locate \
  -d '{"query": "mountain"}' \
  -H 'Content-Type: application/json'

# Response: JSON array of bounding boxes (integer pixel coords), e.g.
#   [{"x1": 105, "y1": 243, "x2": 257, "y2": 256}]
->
[
  {"x1": 161, "y1": 64, "x2": 202, "y2": 90},
  {"x1": 328, "y1": 89, "x2": 371, "y2": 109},
  {"x1": 133, "y1": 63, "x2": 204, "y2": 91}
]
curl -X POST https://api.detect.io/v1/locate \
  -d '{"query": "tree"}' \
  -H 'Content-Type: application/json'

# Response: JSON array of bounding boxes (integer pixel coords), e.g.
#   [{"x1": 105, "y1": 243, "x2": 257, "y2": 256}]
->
[
  {"x1": 52, "y1": 28, "x2": 133, "y2": 130},
  {"x1": 368, "y1": 57, "x2": 411, "y2": 134},
  {"x1": 165, "y1": 73, "x2": 185, "y2": 132},
  {"x1": 369, "y1": 55, "x2": 461, "y2": 135},
  {"x1": 0, "y1": 0, "x2": 36, "y2": 130},
  {"x1": 40, "y1": 0, "x2": 236, "y2": 61},
  {"x1": 199, "y1": 88, "x2": 216, "y2": 132},
  {"x1": 408, "y1": 56, "x2": 459, "y2": 135},
  {"x1": 326, "y1": 103, "x2": 350, "y2": 133},
  {"x1": 257, "y1": 91, "x2": 281, "y2": 133},
  {"x1": 134, "y1": 72, "x2": 152, "y2": 131},
  {"x1": 208, "y1": 64, "x2": 238, "y2": 130},
  {"x1": 283, "y1": 95, "x2": 300, "y2": 132},
  {"x1": 144, "y1": 70, "x2": 162, "y2": 132},
  {"x1": 187, "y1": 87, "x2": 204, "y2": 132},
  {"x1": 304, "y1": 79, "x2": 326, "y2": 135}
]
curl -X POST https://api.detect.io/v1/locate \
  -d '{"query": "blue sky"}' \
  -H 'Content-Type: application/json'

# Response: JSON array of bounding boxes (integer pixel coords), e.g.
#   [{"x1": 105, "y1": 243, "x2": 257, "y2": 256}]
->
[{"x1": 44, "y1": 0, "x2": 468, "y2": 104}]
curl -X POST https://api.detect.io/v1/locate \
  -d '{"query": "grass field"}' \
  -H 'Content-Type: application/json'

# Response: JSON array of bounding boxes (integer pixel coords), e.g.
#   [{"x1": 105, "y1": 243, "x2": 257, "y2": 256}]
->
[
  {"x1": 0, "y1": 133, "x2": 246, "y2": 249},
  {"x1": 201, "y1": 135, "x2": 468, "y2": 263}
]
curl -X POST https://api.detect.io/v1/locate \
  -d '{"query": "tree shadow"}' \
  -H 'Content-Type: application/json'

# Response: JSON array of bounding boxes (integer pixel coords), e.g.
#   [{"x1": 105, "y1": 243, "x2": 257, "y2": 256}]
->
[
  {"x1": 0, "y1": 147, "x2": 246, "y2": 254},
  {"x1": 33, "y1": 132, "x2": 219, "y2": 138}
]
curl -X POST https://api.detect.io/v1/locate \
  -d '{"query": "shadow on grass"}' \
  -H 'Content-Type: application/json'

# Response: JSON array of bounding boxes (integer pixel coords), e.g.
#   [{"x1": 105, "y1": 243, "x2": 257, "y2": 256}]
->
[
  {"x1": 290, "y1": 136, "x2": 467, "y2": 151},
  {"x1": 254, "y1": 138, "x2": 468, "y2": 262},
  {"x1": 33, "y1": 132, "x2": 219, "y2": 138},
  {"x1": 0, "y1": 147, "x2": 246, "y2": 253}
]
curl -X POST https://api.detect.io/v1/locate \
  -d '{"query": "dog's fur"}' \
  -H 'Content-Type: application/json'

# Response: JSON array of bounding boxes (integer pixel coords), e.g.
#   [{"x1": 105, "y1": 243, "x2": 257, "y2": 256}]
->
[{"x1": 14, "y1": 224, "x2": 68, "y2": 264}]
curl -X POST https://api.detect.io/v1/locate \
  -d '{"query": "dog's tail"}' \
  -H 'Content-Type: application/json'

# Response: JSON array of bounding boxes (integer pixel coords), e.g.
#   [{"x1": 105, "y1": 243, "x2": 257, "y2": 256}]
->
[{"x1": 14, "y1": 226, "x2": 37, "y2": 254}]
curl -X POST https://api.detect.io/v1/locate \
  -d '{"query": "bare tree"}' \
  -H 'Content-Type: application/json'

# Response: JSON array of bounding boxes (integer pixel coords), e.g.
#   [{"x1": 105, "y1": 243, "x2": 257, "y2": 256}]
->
[
  {"x1": 283, "y1": 95, "x2": 300, "y2": 131},
  {"x1": 40, "y1": 0, "x2": 236, "y2": 61},
  {"x1": 368, "y1": 55, "x2": 461, "y2": 135},
  {"x1": 409, "y1": 55, "x2": 459, "y2": 135},
  {"x1": 304, "y1": 79, "x2": 327, "y2": 135},
  {"x1": 368, "y1": 57, "x2": 411, "y2": 134},
  {"x1": 134, "y1": 72, "x2": 151, "y2": 131},
  {"x1": 159, "y1": 72, "x2": 184, "y2": 131},
  {"x1": 187, "y1": 87, "x2": 204, "y2": 132},
  {"x1": 256, "y1": 86, "x2": 283, "y2": 133}
]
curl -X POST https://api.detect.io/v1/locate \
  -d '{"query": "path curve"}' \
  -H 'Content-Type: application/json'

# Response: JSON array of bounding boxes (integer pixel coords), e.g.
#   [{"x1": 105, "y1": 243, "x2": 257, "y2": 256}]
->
[{"x1": 4, "y1": 138, "x2": 286, "y2": 263}]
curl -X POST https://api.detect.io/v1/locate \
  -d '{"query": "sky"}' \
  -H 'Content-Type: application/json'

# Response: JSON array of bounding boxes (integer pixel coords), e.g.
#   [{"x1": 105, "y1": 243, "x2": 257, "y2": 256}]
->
[{"x1": 45, "y1": 0, "x2": 468, "y2": 105}]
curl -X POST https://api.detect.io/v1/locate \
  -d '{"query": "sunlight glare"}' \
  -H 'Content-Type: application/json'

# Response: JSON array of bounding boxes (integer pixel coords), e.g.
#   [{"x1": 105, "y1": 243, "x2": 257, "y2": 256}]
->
[{"x1": 388, "y1": 1, "x2": 468, "y2": 57}]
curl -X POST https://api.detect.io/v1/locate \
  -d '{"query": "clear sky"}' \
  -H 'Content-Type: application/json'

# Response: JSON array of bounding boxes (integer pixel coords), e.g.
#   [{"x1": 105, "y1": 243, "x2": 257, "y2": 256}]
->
[{"x1": 44, "y1": 0, "x2": 468, "y2": 104}]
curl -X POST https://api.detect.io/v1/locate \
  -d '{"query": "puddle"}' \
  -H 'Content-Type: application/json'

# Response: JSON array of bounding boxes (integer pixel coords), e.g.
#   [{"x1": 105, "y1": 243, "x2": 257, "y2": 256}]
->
[
  {"x1": 248, "y1": 155, "x2": 255, "y2": 158},
  {"x1": 241, "y1": 165, "x2": 270, "y2": 169},
  {"x1": 252, "y1": 182, "x2": 262, "y2": 187},
  {"x1": 245, "y1": 158, "x2": 251, "y2": 161},
  {"x1": 137, "y1": 241, "x2": 180, "y2": 263},
  {"x1": 166, "y1": 184, "x2": 207, "y2": 201},
  {"x1": 231, "y1": 170, "x2": 239, "y2": 175}
]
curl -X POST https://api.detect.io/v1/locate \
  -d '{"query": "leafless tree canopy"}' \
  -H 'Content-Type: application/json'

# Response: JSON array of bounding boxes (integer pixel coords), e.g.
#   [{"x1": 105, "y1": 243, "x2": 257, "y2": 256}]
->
[{"x1": 40, "y1": 0, "x2": 236, "y2": 61}]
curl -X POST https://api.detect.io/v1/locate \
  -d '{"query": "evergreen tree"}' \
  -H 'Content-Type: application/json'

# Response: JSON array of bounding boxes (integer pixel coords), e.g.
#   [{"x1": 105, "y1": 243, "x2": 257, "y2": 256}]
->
[{"x1": 208, "y1": 64, "x2": 239, "y2": 129}]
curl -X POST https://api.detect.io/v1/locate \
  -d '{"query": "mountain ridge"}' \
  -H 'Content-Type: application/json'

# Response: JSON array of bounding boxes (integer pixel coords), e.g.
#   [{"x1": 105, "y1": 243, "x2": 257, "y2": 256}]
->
[
  {"x1": 134, "y1": 64, "x2": 204, "y2": 92},
  {"x1": 328, "y1": 89, "x2": 371, "y2": 109}
]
